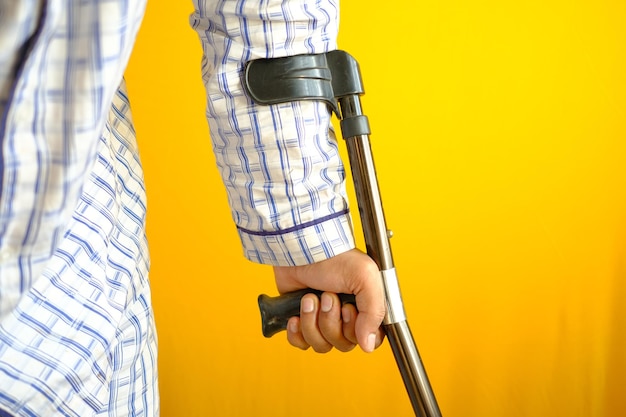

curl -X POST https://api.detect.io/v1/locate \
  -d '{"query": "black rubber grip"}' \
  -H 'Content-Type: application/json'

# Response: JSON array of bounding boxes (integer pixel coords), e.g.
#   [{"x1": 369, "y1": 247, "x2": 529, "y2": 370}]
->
[{"x1": 258, "y1": 289, "x2": 357, "y2": 338}]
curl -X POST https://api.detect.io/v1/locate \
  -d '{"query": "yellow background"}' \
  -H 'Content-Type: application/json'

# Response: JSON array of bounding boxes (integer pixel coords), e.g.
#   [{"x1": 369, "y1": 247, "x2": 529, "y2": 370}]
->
[{"x1": 124, "y1": 1, "x2": 626, "y2": 416}]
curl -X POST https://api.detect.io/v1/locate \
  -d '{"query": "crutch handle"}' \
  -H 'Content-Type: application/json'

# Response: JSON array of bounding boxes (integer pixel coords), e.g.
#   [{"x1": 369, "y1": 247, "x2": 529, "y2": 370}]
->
[{"x1": 258, "y1": 290, "x2": 356, "y2": 338}]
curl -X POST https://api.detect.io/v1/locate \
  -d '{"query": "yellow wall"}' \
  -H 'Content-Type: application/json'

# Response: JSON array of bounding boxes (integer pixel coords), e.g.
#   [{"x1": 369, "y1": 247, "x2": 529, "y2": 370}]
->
[{"x1": 124, "y1": 1, "x2": 626, "y2": 416}]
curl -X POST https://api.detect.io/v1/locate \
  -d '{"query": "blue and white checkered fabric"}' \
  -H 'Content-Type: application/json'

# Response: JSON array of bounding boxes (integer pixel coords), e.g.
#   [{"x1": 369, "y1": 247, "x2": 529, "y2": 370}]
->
[
  {"x1": 190, "y1": 0, "x2": 354, "y2": 265},
  {"x1": 0, "y1": 0, "x2": 352, "y2": 415}
]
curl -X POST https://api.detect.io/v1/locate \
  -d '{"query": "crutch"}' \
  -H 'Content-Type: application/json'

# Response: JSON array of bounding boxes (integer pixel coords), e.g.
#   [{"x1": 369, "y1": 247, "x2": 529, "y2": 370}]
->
[{"x1": 245, "y1": 50, "x2": 442, "y2": 417}]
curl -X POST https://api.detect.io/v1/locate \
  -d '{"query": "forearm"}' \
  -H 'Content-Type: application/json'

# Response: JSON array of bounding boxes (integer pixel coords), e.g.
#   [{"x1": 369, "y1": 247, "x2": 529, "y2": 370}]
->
[{"x1": 190, "y1": 0, "x2": 355, "y2": 266}]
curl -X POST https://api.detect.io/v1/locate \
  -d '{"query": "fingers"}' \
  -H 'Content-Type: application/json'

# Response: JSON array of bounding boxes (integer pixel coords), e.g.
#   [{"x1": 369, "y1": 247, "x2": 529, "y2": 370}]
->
[
  {"x1": 298, "y1": 293, "x2": 332, "y2": 353},
  {"x1": 340, "y1": 303, "x2": 358, "y2": 345},
  {"x1": 286, "y1": 317, "x2": 308, "y2": 350},
  {"x1": 318, "y1": 293, "x2": 357, "y2": 352},
  {"x1": 274, "y1": 248, "x2": 388, "y2": 353},
  {"x1": 286, "y1": 293, "x2": 357, "y2": 353}
]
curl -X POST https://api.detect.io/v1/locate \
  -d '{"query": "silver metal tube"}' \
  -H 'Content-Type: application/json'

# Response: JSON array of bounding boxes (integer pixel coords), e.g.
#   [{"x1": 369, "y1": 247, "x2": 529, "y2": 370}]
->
[
  {"x1": 386, "y1": 321, "x2": 442, "y2": 417},
  {"x1": 340, "y1": 95, "x2": 442, "y2": 417},
  {"x1": 344, "y1": 134, "x2": 393, "y2": 270}
]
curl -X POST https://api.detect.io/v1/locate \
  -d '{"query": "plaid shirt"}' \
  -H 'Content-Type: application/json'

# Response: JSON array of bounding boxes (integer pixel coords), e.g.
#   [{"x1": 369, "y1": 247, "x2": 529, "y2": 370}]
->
[{"x1": 0, "y1": 0, "x2": 351, "y2": 415}]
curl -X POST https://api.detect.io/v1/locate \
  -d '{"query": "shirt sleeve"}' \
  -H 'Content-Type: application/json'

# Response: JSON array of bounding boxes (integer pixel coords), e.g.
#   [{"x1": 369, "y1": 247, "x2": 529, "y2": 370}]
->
[{"x1": 189, "y1": 0, "x2": 356, "y2": 266}]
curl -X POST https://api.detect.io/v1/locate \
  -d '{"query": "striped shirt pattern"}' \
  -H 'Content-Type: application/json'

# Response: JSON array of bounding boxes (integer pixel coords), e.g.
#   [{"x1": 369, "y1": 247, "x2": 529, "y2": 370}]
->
[{"x1": 0, "y1": 0, "x2": 353, "y2": 415}]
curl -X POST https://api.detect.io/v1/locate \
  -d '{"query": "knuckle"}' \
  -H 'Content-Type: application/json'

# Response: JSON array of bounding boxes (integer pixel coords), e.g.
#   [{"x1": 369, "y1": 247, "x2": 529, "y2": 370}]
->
[
  {"x1": 312, "y1": 344, "x2": 333, "y2": 354},
  {"x1": 347, "y1": 259, "x2": 381, "y2": 293},
  {"x1": 337, "y1": 343, "x2": 356, "y2": 353}
]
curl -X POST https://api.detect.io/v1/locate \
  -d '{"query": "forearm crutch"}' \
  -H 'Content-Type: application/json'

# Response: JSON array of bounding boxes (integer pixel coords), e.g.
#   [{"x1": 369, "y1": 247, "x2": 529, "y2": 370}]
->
[{"x1": 245, "y1": 50, "x2": 442, "y2": 417}]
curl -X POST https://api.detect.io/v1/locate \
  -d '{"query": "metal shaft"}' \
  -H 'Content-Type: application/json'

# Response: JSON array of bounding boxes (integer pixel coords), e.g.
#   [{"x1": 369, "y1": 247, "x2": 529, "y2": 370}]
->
[
  {"x1": 340, "y1": 95, "x2": 442, "y2": 417},
  {"x1": 386, "y1": 321, "x2": 442, "y2": 417}
]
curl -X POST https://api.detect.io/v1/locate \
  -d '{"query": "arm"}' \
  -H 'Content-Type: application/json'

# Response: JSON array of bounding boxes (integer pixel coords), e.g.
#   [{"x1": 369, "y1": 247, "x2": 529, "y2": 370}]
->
[{"x1": 190, "y1": 0, "x2": 385, "y2": 352}]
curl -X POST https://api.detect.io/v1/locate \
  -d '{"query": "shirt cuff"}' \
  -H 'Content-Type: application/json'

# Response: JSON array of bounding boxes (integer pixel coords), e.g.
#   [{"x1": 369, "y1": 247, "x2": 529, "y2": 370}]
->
[{"x1": 237, "y1": 211, "x2": 355, "y2": 266}]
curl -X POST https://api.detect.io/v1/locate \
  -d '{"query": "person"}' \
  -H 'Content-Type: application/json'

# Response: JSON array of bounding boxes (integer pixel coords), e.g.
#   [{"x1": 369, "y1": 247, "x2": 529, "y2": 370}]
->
[{"x1": 0, "y1": 0, "x2": 386, "y2": 415}]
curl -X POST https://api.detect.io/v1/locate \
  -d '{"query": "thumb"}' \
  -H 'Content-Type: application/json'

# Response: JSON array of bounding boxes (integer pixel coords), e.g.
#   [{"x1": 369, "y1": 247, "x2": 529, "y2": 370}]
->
[{"x1": 347, "y1": 254, "x2": 387, "y2": 352}]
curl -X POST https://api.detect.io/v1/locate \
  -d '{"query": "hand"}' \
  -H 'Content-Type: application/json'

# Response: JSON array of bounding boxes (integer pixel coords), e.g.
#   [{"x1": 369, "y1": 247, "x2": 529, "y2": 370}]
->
[{"x1": 273, "y1": 249, "x2": 386, "y2": 353}]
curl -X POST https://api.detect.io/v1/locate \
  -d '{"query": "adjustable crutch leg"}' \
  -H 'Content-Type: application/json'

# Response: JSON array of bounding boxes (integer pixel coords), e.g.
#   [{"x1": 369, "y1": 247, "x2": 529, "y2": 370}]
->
[{"x1": 246, "y1": 51, "x2": 442, "y2": 417}]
